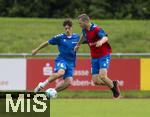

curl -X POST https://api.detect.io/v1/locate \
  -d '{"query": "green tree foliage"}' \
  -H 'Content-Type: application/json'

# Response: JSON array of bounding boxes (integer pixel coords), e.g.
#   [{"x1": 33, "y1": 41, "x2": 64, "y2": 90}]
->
[{"x1": 0, "y1": 0, "x2": 149, "y2": 19}]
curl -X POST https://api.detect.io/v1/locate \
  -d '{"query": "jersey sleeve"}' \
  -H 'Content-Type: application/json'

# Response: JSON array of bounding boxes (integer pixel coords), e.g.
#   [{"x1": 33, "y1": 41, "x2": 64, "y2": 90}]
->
[
  {"x1": 48, "y1": 34, "x2": 62, "y2": 45},
  {"x1": 97, "y1": 29, "x2": 108, "y2": 39}
]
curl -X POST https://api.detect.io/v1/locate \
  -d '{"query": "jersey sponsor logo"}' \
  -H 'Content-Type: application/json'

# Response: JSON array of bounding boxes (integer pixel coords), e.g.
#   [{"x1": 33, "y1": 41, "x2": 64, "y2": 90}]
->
[{"x1": 89, "y1": 42, "x2": 97, "y2": 46}]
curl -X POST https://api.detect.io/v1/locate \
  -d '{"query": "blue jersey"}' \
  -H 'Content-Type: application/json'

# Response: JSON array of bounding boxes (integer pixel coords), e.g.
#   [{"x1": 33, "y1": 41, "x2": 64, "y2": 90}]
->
[{"x1": 48, "y1": 33, "x2": 80, "y2": 67}]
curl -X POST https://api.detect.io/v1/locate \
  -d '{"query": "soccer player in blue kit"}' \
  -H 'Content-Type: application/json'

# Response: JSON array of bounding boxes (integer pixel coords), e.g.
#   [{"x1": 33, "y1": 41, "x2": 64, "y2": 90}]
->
[{"x1": 32, "y1": 19, "x2": 80, "y2": 93}]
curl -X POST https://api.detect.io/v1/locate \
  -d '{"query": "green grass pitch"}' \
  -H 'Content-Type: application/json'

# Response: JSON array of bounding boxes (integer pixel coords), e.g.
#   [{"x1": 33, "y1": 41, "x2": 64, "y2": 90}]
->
[{"x1": 51, "y1": 99, "x2": 150, "y2": 117}]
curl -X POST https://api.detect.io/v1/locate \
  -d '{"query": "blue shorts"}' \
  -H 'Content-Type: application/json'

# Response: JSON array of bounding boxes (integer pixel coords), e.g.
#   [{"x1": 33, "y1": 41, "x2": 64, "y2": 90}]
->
[
  {"x1": 54, "y1": 59, "x2": 74, "y2": 79},
  {"x1": 91, "y1": 54, "x2": 111, "y2": 75}
]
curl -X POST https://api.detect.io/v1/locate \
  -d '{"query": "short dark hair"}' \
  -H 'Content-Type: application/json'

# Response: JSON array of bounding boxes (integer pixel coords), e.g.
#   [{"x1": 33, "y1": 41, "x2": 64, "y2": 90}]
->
[
  {"x1": 78, "y1": 14, "x2": 90, "y2": 21},
  {"x1": 63, "y1": 18, "x2": 72, "y2": 27}
]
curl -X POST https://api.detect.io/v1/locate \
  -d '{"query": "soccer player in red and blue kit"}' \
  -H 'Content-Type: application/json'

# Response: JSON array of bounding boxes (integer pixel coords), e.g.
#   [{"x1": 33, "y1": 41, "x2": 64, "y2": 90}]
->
[{"x1": 75, "y1": 14, "x2": 120, "y2": 98}]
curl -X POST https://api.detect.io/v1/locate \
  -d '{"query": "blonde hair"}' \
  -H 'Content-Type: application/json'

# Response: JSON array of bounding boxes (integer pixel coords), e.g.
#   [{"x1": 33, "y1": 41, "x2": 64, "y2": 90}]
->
[{"x1": 77, "y1": 14, "x2": 90, "y2": 22}]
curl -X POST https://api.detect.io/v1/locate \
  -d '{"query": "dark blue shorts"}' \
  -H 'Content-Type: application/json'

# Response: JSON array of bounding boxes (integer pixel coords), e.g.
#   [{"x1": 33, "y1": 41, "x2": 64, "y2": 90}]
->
[{"x1": 91, "y1": 54, "x2": 111, "y2": 75}]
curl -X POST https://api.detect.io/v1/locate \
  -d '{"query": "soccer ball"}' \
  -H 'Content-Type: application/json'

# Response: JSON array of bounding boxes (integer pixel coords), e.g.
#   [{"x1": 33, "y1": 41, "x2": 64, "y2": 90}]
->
[{"x1": 45, "y1": 88, "x2": 57, "y2": 99}]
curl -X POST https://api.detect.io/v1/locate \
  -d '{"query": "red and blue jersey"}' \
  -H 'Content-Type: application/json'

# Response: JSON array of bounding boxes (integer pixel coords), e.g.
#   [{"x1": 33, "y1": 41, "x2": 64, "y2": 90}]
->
[{"x1": 82, "y1": 23, "x2": 112, "y2": 58}]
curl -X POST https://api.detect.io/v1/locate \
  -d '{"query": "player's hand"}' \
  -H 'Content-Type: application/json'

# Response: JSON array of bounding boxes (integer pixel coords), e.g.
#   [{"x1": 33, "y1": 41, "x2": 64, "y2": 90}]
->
[
  {"x1": 74, "y1": 45, "x2": 80, "y2": 52},
  {"x1": 96, "y1": 40, "x2": 103, "y2": 47},
  {"x1": 32, "y1": 49, "x2": 38, "y2": 55}
]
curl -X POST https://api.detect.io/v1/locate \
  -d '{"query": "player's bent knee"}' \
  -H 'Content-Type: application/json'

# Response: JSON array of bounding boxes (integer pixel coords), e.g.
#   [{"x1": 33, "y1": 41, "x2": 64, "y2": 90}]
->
[
  {"x1": 99, "y1": 71, "x2": 107, "y2": 79},
  {"x1": 99, "y1": 71, "x2": 107, "y2": 80},
  {"x1": 93, "y1": 81, "x2": 99, "y2": 85},
  {"x1": 100, "y1": 74, "x2": 107, "y2": 79},
  {"x1": 93, "y1": 79, "x2": 103, "y2": 85},
  {"x1": 100, "y1": 77, "x2": 107, "y2": 81},
  {"x1": 67, "y1": 78, "x2": 73, "y2": 85},
  {"x1": 65, "y1": 78, "x2": 73, "y2": 85},
  {"x1": 92, "y1": 76, "x2": 99, "y2": 85},
  {"x1": 57, "y1": 69, "x2": 65, "y2": 77},
  {"x1": 99, "y1": 69, "x2": 107, "y2": 78}
]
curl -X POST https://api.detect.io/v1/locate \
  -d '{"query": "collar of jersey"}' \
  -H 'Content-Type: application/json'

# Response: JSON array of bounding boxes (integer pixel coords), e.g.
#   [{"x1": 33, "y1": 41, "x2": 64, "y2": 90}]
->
[
  {"x1": 63, "y1": 33, "x2": 74, "y2": 39},
  {"x1": 89, "y1": 23, "x2": 97, "y2": 31}
]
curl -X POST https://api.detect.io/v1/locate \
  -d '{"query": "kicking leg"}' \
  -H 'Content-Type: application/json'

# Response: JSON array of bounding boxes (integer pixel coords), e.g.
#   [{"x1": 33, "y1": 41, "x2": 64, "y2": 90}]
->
[
  {"x1": 99, "y1": 68, "x2": 113, "y2": 88},
  {"x1": 99, "y1": 68, "x2": 120, "y2": 98},
  {"x1": 34, "y1": 69, "x2": 65, "y2": 92},
  {"x1": 55, "y1": 77, "x2": 73, "y2": 92},
  {"x1": 92, "y1": 74, "x2": 105, "y2": 86}
]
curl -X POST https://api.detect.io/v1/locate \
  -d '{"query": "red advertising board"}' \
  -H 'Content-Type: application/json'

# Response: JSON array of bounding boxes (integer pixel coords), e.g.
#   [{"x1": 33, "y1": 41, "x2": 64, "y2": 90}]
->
[
  {"x1": 109, "y1": 59, "x2": 140, "y2": 90},
  {"x1": 27, "y1": 58, "x2": 140, "y2": 91}
]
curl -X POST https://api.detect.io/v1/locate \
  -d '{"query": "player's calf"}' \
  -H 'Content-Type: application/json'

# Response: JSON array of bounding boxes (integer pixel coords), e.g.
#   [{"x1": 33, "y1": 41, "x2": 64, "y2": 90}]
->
[
  {"x1": 48, "y1": 69, "x2": 65, "y2": 82},
  {"x1": 46, "y1": 69, "x2": 65, "y2": 84},
  {"x1": 34, "y1": 82, "x2": 45, "y2": 93},
  {"x1": 92, "y1": 75, "x2": 105, "y2": 85},
  {"x1": 99, "y1": 69, "x2": 114, "y2": 88},
  {"x1": 55, "y1": 77, "x2": 73, "y2": 92}
]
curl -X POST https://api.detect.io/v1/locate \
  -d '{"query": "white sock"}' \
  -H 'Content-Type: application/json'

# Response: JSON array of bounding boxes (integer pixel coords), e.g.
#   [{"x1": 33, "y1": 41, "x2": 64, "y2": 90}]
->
[{"x1": 42, "y1": 79, "x2": 49, "y2": 87}]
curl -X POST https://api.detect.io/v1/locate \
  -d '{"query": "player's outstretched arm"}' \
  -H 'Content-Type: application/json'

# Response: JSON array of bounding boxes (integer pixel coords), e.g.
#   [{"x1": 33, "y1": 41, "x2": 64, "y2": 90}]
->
[
  {"x1": 74, "y1": 35, "x2": 84, "y2": 52},
  {"x1": 32, "y1": 41, "x2": 49, "y2": 55},
  {"x1": 96, "y1": 36, "x2": 108, "y2": 47}
]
